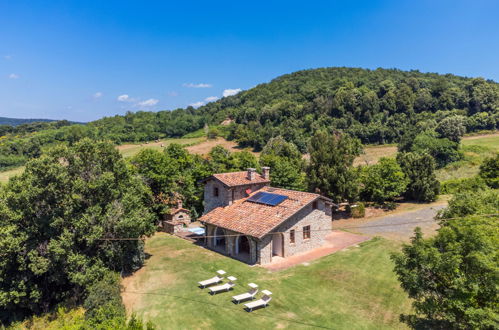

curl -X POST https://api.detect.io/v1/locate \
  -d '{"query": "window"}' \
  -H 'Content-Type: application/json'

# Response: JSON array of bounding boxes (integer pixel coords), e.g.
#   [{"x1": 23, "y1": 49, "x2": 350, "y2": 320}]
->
[
  {"x1": 178, "y1": 215, "x2": 184, "y2": 219},
  {"x1": 312, "y1": 201, "x2": 318, "y2": 209},
  {"x1": 214, "y1": 187, "x2": 219, "y2": 197},
  {"x1": 303, "y1": 225, "x2": 311, "y2": 240},
  {"x1": 290, "y1": 230, "x2": 295, "y2": 244}
]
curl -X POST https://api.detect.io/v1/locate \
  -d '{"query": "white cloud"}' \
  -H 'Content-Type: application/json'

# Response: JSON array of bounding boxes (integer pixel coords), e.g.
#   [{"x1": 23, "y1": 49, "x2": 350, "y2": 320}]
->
[
  {"x1": 204, "y1": 96, "x2": 218, "y2": 102},
  {"x1": 189, "y1": 101, "x2": 205, "y2": 108},
  {"x1": 183, "y1": 83, "x2": 212, "y2": 88},
  {"x1": 137, "y1": 98, "x2": 159, "y2": 107},
  {"x1": 93, "y1": 92, "x2": 103, "y2": 99},
  {"x1": 223, "y1": 88, "x2": 241, "y2": 97},
  {"x1": 8, "y1": 73, "x2": 19, "y2": 79},
  {"x1": 117, "y1": 94, "x2": 131, "y2": 102}
]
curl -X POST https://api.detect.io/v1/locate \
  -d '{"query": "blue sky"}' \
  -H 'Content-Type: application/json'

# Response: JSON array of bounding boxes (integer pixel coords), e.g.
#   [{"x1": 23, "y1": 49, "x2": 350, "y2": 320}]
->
[{"x1": 1, "y1": 0, "x2": 498, "y2": 122}]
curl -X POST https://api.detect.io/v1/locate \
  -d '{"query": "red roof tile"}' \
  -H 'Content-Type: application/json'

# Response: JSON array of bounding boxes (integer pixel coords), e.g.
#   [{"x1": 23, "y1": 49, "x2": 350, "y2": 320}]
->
[
  {"x1": 199, "y1": 186, "x2": 329, "y2": 239},
  {"x1": 210, "y1": 171, "x2": 270, "y2": 187}
]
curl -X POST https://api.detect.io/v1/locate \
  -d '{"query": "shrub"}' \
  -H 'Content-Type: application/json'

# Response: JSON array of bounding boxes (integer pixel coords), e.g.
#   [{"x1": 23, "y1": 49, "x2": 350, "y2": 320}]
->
[
  {"x1": 84, "y1": 272, "x2": 125, "y2": 322},
  {"x1": 440, "y1": 176, "x2": 487, "y2": 194},
  {"x1": 207, "y1": 127, "x2": 220, "y2": 139},
  {"x1": 347, "y1": 203, "x2": 365, "y2": 218},
  {"x1": 479, "y1": 153, "x2": 499, "y2": 188},
  {"x1": 438, "y1": 188, "x2": 499, "y2": 219}
]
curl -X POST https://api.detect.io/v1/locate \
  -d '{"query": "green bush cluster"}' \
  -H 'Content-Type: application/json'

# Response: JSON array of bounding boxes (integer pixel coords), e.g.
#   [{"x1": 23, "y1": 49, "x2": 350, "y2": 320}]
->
[{"x1": 440, "y1": 176, "x2": 487, "y2": 194}]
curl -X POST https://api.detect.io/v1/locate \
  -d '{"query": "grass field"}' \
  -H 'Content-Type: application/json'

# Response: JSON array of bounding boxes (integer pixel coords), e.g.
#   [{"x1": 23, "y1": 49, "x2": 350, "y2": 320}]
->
[
  {"x1": 437, "y1": 133, "x2": 499, "y2": 182},
  {"x1": 121, "y1": 233, "x2": 411, "y2": 329},
  {"x1": 0, "y1": 166, "x2": 24, "y2": 185},
  {"x1": 117, "y1": 137, "x2": 206, "y2": 158}
]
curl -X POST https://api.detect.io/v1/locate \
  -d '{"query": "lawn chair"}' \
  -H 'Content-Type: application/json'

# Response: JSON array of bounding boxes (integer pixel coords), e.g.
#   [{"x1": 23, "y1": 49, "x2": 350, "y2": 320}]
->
[
  {"x1": 198, "y1": 270, "x2": 226, "y2": 288},
  {"x1": 244, "y1": 290, "x2": 272, "y2": 312},
  {"x1": 232, "y1": 283, "x2": 259, "y2": 304},
  {"x1": 209, "y1": 276, "x2": 237, "y2": 295}
]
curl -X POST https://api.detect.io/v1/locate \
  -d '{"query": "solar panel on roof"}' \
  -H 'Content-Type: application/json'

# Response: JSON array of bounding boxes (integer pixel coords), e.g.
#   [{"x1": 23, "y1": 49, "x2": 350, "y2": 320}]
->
[{"x1": 247, "y1": 191, "x2": 288, "y2": 206}]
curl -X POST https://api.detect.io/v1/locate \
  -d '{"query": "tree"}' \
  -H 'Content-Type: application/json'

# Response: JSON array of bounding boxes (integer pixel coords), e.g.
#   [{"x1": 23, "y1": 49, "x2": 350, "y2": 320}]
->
[
  {"x1": 360, "y1": 158, "x2": 409, "y2": 204},
  {"x1": 0, "y1": 139, "x2": 155, "y2": 323},
  {"x1": 436, "y1": 116, "x2": 467, "y2": 143},
  {"x1": 392, "y1": 215, "x2": 498, "y2": 329},
  {"x1": 259, "y1": 137, "x2": 306, "y2": 190},
  {"x1": 397, "y1": 152, "x2": 440, "y2": 202},
  {"x1": 411, "y1": 133, "x2": 462, "y2": 168},
  {"x1": 479, "y1": 154, "x2": 499, "y2": 188},
  {"x1": 307, "y1": 131, "x2": 362, "y2": 202}
]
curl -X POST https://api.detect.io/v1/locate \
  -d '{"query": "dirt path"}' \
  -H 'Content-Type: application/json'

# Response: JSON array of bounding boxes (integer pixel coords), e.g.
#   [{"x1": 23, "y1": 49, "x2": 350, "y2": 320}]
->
[{"x1": 333, "y1": 201, "x2": 447, "y2": 241}]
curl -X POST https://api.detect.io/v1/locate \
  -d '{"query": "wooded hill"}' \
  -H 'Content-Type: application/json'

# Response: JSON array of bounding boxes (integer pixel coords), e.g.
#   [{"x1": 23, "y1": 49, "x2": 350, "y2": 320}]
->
[
  {"x1": 88, "y1": 67, "x2": 499, "y2": 149},
  {"x1": 1, "y1": 67, "x2": 498, "y2": 169}
]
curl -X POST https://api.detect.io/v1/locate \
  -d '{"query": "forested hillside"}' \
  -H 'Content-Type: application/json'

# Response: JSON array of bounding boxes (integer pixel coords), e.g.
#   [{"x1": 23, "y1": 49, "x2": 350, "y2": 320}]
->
[
  {"x1": 1, "y1": 67, "x2": 498, "y2": 170},
  {"x1": 0, "y1": 117, "x2": 56, "y2": 126},
  {"x1": 87, "y1": 67, "x2": 499, "y2": 149}
]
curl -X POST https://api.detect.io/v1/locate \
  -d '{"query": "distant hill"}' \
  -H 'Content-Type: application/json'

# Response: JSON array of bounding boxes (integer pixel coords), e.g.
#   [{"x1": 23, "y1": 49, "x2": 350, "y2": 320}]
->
[
  {"x1": 0, "y1": 67, "x2": 498, "y2": 171},
  {"x1": 89, "y1": 67, "x2": 499, "y2": 150},
  {"x1": 0, "y1": 117, "x2": 57, "y2": 126}
]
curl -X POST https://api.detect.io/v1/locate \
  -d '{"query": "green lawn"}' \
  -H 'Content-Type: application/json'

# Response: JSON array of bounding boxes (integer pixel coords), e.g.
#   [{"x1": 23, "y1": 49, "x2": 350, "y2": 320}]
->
[{"x1": 122, "y1": 233, "x2": 411, "y2": 329}]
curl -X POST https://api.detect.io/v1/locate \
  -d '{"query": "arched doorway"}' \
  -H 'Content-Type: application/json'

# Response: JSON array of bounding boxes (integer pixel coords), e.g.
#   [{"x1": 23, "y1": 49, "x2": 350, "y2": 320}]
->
[
  {"x1": 236, "y1": 235, "x2": 250, "y2": 254},
  {"x1": 213, "y1": 227, "x2": 226, "y2": 251},
  {"x1": 235, "y1": 235, "x2": 252, "y2": 263}
]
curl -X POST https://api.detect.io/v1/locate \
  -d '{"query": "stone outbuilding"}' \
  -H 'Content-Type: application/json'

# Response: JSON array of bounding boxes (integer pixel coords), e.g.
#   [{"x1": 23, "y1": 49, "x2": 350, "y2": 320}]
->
[
  {"x1": 162, "y1": 200, "x2": 191, "y2": 234},
  {"x1": 199, "y1": 168, "x2": 333, "y2": 265}
]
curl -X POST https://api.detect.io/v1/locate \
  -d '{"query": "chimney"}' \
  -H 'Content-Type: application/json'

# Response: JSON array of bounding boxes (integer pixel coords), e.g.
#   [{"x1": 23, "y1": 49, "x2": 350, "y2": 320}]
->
[
  {"x1": 247, "y1": 168, "x2": 256, "y2": 181},
  {"x1": 262, "y1": 166, "x2": 270, "y2": 180},
  {"x1": 177, "y1": 200, "x2": 183, "y2": 209}
]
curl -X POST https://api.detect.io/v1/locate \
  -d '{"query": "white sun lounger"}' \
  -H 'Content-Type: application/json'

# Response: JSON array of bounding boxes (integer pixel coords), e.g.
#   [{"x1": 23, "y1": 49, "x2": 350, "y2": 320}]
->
[
  {"x1": 232, "y1": 283, "x2": 259, "y2": 304},
  {"x1": 244, "y1": 290, "x2": 272, "y2": 312},
  {"x1": 209, "y1": 276, "x2": 237, "y2": 294},
  {"x1": 198, "y1": 270, "x2": 226, "y2": 288}
]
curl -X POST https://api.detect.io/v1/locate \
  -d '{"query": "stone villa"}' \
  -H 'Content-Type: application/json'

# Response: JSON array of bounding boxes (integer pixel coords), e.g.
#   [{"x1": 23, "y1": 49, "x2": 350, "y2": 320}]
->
[{"x1": 199, "y1": 168, "x2": 333, "y2": 265}]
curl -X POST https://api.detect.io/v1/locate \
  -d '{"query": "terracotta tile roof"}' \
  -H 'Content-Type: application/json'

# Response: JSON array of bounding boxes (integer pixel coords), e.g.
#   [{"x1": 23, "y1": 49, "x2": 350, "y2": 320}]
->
[
  {"x1": 209, "y1": 171, "x2": 270, "y2": 187},
  {"x1": 169, "y1": 208, "x2": 190, "y2": 215},
  {"x1": 199, "y1": 186, "x2": 328, "y2": 239}
]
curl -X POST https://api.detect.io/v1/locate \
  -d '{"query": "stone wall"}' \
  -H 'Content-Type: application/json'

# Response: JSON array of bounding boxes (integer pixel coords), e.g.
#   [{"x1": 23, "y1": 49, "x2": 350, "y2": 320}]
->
[
  {"x1": 257, "y1": 199, "x2": 332, "y2": 264},
  {"x1": 203, "y1": 179, "x2": 269, "y2": 214}
]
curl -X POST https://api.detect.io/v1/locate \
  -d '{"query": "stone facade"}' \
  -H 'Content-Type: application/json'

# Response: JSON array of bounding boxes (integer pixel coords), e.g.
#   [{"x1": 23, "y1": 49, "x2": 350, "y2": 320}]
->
[
  {"x1": 257, "y1": 199, "x2": 331, "y2": 264},
  {"x1": 204, "y1": 199, "x2": 332, "y2": 265},
  {"x1": 204, "y1": 224, "x2": 258, "y2": 264},
  {"x1": 162, "y1": 200, "x2": 191, "y2": 234},
  {"x1": 203, "y1": 179, "x2": 269, "y2": 214}
]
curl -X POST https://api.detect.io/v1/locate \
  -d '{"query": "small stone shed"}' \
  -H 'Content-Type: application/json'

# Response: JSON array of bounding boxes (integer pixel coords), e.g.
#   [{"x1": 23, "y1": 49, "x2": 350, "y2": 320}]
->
[
  {"x1": 162, "y1": 200, "x2": 191, "y2": 234},
  {"x1": 199, "y1": 169, "x2": 333, "y2": 265}
]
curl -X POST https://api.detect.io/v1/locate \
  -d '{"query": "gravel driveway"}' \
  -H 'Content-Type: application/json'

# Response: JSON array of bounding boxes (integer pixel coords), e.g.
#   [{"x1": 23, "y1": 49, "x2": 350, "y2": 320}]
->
[{"x1": 333, "y1": 203, "x2": 447, "y2": 241}]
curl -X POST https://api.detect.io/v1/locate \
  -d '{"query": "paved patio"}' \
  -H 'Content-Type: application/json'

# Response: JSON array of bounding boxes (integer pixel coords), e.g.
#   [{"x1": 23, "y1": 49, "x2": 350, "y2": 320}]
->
[{"x1": 262, "y1": 230, "x2": 370, "y2": 271}]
